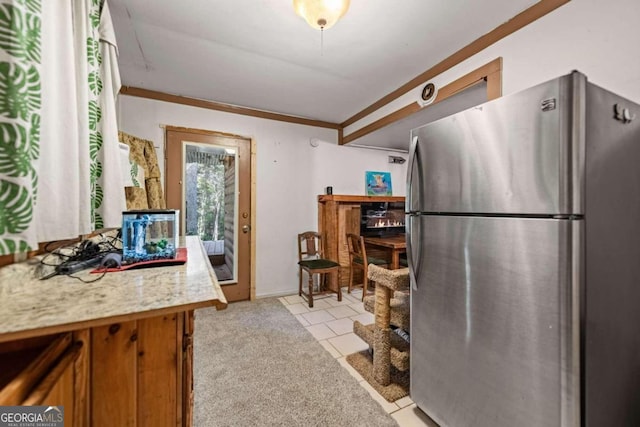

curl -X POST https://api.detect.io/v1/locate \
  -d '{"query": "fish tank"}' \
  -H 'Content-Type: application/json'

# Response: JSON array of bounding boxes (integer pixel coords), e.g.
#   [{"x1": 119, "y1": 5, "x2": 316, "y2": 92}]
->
[{"x1": 121, "y1": 209, "x2": 179, "y2": 265}]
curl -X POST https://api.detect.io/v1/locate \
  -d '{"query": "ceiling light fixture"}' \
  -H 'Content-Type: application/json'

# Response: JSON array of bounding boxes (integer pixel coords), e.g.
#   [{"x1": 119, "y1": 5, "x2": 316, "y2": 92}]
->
[{"x1": 293, "y1": 0, "x2": 350, "y2": 31}]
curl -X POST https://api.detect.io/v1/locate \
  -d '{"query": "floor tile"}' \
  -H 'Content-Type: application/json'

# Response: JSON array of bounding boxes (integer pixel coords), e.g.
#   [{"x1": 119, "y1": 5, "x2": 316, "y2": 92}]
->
[
  {"x1": 306, "y1": 299, "x2": 333, "y2": 311},
  {"x1": 300, "y1": 309, "x2": 336, "y2": 325},
  {"x1": 325, "y1": 317, "x2": 355, "y2": 335},
  {"x1": 318, "y1": 339, "x2": 341, "y2": 358},
  {"x1": 327, "y1": 332, "x2": 369, "y2": 356},
  {"x1": 278, "y1": 297, "x2": 289, "y2": 305},
  {"x1": 391, "y1": 404, "x2": 439, "y2": 427},
  {"x1": 350, "y1": 312, "x2": 374, "y2": 325},
  {"x1": 327, "y1": 305, "x2": 359, "y2": 319},
  {"x1": 294, "y1": 314, "x2": 310, "y2": 327},
  {"x1": 359, "y1": 380, "x2": 401, "y2": 413},
  {"x1": 395, "y1": 396, "x2": 415, "y2": 409},
  {"x1": 342, "y1": 290, "x2": 360, "y2": 303},
  {"x1": 285, "y1": 303, "x2": 309, "y2": 315},
  {"x1": 305, "y1": 324, "x2": 337, "y2": 340},
  {"x1": 326, "y1": 296, "x2": 354, "y2": 307},
  {"x1": 349, "y1": 302, "x2": 368, "y2": 314},
  {"x1": 337, "y1": 356, "x2": 365, "y2": 382},
  {"x1": 348, "y1": 290, "x2": 363, "y2": 300},
  {"x1": 284, "y1": 295, "x2": 305, "y2": 305}
]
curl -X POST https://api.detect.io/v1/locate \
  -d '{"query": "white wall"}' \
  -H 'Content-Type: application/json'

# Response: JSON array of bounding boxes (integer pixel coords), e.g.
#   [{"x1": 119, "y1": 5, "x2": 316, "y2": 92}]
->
[
  {"x1": 346, "y1": 0, "x2": 640, "y2": 135},
  {"x1": 118, "y1": 95, "x2": 407, "y2": 297},
  {"x1": 119, "y1": 0, "x2": 639, "y2": 298}
]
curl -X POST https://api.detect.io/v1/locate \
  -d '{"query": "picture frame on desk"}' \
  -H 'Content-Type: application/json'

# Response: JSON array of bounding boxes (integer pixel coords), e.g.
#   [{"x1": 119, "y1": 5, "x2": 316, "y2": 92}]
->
[{"x1": 365, "y1": 171, "x2": 392, "y2": 196}]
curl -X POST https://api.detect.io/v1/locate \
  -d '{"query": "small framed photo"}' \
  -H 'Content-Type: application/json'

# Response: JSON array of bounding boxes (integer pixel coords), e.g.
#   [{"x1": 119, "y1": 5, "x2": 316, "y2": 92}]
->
[{"x1": 365, "y1": 171, "x2": 392, "y2": 196}]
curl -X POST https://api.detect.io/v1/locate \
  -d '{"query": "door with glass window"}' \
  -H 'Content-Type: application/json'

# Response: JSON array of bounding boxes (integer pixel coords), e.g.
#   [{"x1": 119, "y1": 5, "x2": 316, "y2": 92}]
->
[{"x1": 165, "y1": 128, "x2": 251, "y2": 302}]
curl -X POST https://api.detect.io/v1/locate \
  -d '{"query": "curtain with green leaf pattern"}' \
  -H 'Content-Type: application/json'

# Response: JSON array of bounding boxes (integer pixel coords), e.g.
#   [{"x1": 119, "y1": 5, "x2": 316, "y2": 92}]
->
[
  {"x1": 63, "y1": 0, "x2": 124, "y2": 237},
  {"x1": 0, "y1": 0, "x2": 125, "y2": 255},
  {"x1": 88, "y1": 0, "x2": 125, "y2": 231},
  {"x1": 0, "y1": 0, "x2": 41, "y2": 254}
]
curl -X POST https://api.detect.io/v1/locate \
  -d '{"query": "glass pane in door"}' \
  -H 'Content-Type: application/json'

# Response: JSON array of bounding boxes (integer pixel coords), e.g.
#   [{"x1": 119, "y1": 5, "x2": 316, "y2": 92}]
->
[{"x1": 183, "y1": 142, "x2": 237, "y2": 283}]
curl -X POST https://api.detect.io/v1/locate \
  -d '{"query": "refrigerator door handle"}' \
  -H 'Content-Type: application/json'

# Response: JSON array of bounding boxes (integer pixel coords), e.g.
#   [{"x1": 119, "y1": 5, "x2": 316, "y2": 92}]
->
[
  {"x1": 406, "y1": 213, "x2": 422, "y2": 290},
  {"x1": 406, "y1": 136, "x2": 419, "y2": 212},
  {"x1": 406, "y1": 136, "x2": 422, "y2": 290}
]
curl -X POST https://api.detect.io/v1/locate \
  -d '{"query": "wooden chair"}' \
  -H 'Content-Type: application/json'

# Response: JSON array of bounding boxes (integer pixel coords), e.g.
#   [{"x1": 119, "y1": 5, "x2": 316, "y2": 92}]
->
[
  {"x1": 297, "y1": 231, "x2": 341, "y2": 308},
  {"x1": 347, "y1": 233, "x2": 388, "y2": 301}
]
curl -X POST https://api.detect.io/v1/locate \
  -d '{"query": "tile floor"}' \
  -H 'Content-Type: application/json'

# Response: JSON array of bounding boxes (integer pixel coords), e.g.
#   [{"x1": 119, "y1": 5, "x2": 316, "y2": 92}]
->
[{"x1": 278, "y1": 289, "x2": 439, "y2": 427}]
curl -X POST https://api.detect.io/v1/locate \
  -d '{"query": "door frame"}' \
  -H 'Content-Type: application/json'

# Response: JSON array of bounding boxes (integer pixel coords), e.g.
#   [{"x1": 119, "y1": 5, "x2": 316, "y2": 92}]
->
[{"x1": 164, "y1": 126, "x2": 256, "y2": 301}]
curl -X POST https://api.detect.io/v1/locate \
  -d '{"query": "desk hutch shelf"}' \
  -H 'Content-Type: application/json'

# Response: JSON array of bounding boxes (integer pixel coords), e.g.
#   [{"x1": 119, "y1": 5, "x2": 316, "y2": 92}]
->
[{"x1": 317, "y1": 195, "x2": 405, "y2": 287}]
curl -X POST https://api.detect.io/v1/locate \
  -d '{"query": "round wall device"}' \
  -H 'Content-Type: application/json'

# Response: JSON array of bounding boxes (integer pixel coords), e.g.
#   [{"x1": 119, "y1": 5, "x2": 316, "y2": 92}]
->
[
  {"x1": 418, "y1": 82, "x2": 438, "y2": 107},
  {"x1": 310, "y1": 138, "x2": 320, "y2": 147}
]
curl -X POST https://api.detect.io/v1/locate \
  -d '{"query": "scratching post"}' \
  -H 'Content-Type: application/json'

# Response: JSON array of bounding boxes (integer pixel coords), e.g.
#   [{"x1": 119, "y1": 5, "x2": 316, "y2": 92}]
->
[
  {"x1": 347, "y1": 264, "x2": 410, "y2": 402},
  {"x1": 374, "y1": 285, "x2": 391, "y2": 385}
]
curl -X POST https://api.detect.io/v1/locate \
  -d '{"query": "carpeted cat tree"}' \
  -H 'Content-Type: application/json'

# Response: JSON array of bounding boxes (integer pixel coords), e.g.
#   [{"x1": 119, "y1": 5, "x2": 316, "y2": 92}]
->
[{"x1": 347, "y1": 264, "x2": 410, "y2": 402}]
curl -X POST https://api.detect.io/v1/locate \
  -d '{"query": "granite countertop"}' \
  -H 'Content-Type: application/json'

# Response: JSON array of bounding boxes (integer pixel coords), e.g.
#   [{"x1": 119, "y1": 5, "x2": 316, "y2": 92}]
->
[{"x1": 0, "y1": 236, "x2": 227, "y2": 342}]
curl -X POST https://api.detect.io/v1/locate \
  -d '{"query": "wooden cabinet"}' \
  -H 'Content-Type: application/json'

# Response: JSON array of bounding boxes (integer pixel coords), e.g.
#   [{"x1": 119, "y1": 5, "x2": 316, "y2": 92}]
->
[
  {"x1": 0, "y1": 332, "x2": 87, "y2": 426},
  {"x1": 91, "y1": 311, "x2": 194, "y2": 427},
  {"x1": 0, "y1": 311, "x2": 196, "y2": 427},
  {"x1": 0, "y1": 236, "x2": 225, "y2": 427},
  {"x1": 318, "y1": 195, "x2": 405, "y2": 287},
  {"x1": 30, "y1": 336, "x2": 85, "y2": 427}
]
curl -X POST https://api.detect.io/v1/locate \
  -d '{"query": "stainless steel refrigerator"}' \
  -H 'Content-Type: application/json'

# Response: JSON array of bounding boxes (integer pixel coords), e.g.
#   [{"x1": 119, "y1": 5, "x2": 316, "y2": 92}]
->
[{"x1": 406, "y1": 71, "x2": 640, "y2": 427}]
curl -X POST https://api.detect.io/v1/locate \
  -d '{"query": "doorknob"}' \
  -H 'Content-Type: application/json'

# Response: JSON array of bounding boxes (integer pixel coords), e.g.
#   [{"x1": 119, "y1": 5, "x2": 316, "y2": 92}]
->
[{"x1": 242, "y1": 225, "x2": 251, "y2": 233}]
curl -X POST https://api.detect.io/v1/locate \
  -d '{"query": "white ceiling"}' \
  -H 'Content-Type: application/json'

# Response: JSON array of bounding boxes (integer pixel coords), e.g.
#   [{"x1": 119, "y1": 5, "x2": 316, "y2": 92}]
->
[{"x1": 109, "y1": 0, "x2": 538, "y2": 124}]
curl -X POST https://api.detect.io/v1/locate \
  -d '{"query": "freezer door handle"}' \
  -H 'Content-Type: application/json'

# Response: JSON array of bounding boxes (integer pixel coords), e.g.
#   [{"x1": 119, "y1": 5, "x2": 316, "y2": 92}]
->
[{"x1": 406, "y1": 213, "x2": 422, "y2": 290}]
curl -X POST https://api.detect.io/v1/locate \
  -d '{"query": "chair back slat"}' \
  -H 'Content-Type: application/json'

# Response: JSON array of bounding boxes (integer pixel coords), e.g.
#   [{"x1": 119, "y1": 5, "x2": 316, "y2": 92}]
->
[
  {"x1": 347, "y1": 233, "x2": 366, "y2": 260},
  {"x1": 306, "y1": 236, "x2": 318, "y2": 256},
  {"x1": 298, "y1": 231, "x2": 323, "y2": 261}
]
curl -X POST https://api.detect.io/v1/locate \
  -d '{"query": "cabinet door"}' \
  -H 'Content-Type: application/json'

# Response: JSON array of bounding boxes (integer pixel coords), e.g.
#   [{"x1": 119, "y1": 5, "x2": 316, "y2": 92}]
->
[
  {"x1": 0, "y1": 334, "x2": 72, "y2": 406},
  {"x1": 137, "y1": 314, "x2": 179, "y2": 427},
  {"x1": 23, "y1": 341, "x2": 84, "y2": 427},
  {"x1": 181, "y1": 311, "x2": 195, "y2": 427},
  {"x1": 91, "y1": 322, "x2": 137, "y2": 427},
  {"x1": 90, "y1": 314, "x2": 184, "y2": 427},
  {"x1": 0, "y1": 332, "x2": 88, "y2": 426},
  {"x1": 35, "y1": 357, "x2": 75, "y2": 427},
  {"x1": 71, "y1": 330, "x2": 90, "y2": 427}
]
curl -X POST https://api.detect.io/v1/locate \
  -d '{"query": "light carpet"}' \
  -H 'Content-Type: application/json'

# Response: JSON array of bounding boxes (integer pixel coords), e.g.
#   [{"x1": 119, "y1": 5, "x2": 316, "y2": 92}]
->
[{"x1": 194, "y1": 298, "x2": 398, "y2": 427}]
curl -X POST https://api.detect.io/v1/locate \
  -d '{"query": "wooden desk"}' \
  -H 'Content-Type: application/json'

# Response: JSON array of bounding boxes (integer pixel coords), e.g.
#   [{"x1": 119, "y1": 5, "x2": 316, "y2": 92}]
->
[{"x1": 363, "y1": 234, "x2": 407, "y2": 269}]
